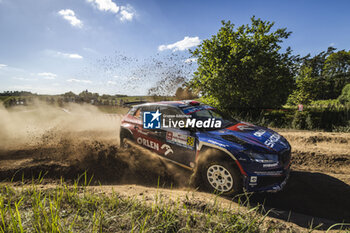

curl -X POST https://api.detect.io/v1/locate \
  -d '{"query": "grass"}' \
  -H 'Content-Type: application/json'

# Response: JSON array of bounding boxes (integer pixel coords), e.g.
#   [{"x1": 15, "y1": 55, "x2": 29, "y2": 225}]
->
[
  {"x1": 0, "y1": 96, "x2": 10, "y2": 101},
  {"x1": 0, "y1": 176, "x2": 287, "y2": 233},
  {"x1": 1, "y1": 173, "x2": 350, "y2": 232}
]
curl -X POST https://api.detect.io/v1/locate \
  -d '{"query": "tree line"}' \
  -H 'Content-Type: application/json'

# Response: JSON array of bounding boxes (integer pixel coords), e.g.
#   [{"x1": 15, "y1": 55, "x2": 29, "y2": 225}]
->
[{"x1": 0, "y1": 90, "x2": 129, "y2": 107}]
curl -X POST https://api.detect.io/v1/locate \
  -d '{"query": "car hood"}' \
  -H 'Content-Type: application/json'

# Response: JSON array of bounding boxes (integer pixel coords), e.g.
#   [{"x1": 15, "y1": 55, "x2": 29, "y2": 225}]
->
[{"x1": 202, "y1": 122, "x2": 290, "y2": 153}]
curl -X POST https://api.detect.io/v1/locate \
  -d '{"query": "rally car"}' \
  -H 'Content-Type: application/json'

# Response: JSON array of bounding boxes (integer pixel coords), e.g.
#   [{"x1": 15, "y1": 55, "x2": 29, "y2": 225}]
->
[{"x1": 120, "y1": 100, "x2": 291, "y2": 195}]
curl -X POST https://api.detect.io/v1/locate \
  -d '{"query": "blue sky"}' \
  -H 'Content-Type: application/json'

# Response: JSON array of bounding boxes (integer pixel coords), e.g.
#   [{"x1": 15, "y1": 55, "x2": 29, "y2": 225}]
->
[{"x1": 0, "y1": 0, "x2": 349, "y2": 95}]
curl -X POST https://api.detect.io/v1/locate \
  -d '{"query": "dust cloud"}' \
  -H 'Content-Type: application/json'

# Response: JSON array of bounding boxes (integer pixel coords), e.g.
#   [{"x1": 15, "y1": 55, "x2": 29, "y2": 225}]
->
[
  {"x1": 0, "y1": 102, "x2": 120, "y2": 151},
  {"x1": 0, "y1": 102, "x2": 190, "y2": 187}
]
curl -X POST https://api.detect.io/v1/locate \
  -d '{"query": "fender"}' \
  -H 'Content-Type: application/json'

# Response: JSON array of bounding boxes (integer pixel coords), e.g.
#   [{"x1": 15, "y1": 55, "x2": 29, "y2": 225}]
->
[
  {"x1": 120, "y1": 126, "x2": 133, "y2": 136},
  {"x1": 198, "y1": 141, "x2": 237, "y2": 161},
  {"x1": 197, "y1": 141, "x2": 247, "y2": 176}
]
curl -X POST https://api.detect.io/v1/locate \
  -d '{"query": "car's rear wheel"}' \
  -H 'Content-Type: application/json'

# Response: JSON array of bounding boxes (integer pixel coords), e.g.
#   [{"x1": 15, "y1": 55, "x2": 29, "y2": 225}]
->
[
  {"x1": 121, "y1": 137, "x2": 130, "y2": 149},
  {"x1": 201, "y1": 159, "x2": 242, "y2": 196},
  {"x1": 120, "y1": 130, "x2": 132, "y2": 149}
]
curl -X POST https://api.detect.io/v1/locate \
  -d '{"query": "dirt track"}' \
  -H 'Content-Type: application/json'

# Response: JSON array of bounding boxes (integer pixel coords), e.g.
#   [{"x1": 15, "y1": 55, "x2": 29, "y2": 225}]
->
[{"x1": 0, "y1": 105, "x2": 349, "y2": 231}]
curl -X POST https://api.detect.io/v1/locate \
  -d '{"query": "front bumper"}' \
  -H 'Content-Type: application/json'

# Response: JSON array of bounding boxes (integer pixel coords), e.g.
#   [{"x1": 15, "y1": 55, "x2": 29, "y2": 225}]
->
[{"x1": 243, "y1": 167, "x2": 290, "y2": 192}]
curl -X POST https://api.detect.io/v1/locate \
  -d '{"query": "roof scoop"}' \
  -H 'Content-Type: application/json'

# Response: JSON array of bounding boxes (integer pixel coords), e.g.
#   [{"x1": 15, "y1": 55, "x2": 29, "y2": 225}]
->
[{"x1": 183, "y1": 100, "x2": 200, "y2": 106}]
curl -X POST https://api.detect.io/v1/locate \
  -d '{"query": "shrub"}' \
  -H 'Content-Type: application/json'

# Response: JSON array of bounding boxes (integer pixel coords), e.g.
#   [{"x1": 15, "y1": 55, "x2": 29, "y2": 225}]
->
[
  {"x1": 310, "y1": 99, "x2": 341, "y2": 108},
  {"x1": 229, "y1": 107, "x2": 350, "y2": 132},
  {"x1": 261, "y1": 110, "x2": 290, "y2": 128},
  {"x1": 338, "y1": 84, "x2": 350, "y2": 104},
  {"x1": 291, "y1": 111, "x2": 307, "y2": 129}
]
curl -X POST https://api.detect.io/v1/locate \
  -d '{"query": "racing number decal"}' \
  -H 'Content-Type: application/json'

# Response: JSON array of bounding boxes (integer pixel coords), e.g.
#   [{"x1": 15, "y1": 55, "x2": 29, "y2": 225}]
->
[{"x1": 187, "y1": 136, "x2": 195, "y2": 147}]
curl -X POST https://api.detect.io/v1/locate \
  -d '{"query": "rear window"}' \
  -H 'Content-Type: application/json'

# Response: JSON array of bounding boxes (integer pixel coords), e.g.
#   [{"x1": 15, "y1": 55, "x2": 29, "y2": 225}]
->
[{"x1": 127, "y1": 107, "x2": 137, "y2": 115}]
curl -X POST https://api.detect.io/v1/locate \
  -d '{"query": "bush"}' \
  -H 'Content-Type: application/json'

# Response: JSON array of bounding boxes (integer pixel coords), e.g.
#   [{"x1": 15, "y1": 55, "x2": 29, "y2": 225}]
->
[
  {"x1": 338, "y1": 84, "x2": 350, "y2": 104},
  {"x1": 333, "y1": 121, "x2": 350, "y2": 133},
  {"x1": 291, "y1": 111, "x2": 307, "y2": 129},
  {"x1": 310, "y1": 99, "x2": 341, "y2": 108},
  {"x1": 229, "y1": 107, "x2": 350, "y2": 132},
  {"x1": 261, "y1": 110, "x2": 291, "y2": 128}
]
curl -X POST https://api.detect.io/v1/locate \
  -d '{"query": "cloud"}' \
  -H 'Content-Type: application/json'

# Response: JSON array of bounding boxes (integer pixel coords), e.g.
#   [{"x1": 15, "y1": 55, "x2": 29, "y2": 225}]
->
[
  {"x1": 38, "y1": 72, "x2": 57, "y2": 80},
  {"x1": 184, "y1": 58, "x2": 198, "y2": 63},
  {"x1": 87, "y1": 0, "x2": 119, "y2": 13},
  {"x1": 57, "y1": 52, "x2": 83, "y2": 59},
  {"x1": 107, "y1": 80, "x2": 117, "y2": 85},
  {"x1": 120, "y1": 6, "x2": 135, "y2": 21},
  {"x1": 86, "y1": 0, "x2": 135, "y2": 21},
  {"x1": 44, "y1": 50, "x2": 83, "y2": 59},
  {"x1": 0, "y1": 64, "x2": 7, "y2": 69},
  {"x1": 158, "y1": 36, "x2": 201, "y2": 52},
  {"x1": 67, "y1": 79, "x2": 92, "y2": 84},
  {"x1": 58, "y1": 9, "x2": 83, "y2": 28},
  {"x1": 12, "y1": 77, "x2": 38, "y2": 81},
  {"x1": 330, "y1": 42, "x2": 335, "y2": 46}
]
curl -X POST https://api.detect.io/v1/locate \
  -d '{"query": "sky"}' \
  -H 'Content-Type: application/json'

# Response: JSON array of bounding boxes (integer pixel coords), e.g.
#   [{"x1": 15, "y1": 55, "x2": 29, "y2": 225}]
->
[{"x1": 0, "y1": 0, "x2": 350, "y2": 95}]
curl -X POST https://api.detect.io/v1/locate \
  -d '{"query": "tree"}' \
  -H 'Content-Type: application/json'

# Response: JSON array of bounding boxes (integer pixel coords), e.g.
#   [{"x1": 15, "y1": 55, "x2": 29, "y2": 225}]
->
[
  {"x1": 288, "y1": 48, "x2": 350, "y2": 105},
  {"x1": 323, "y1": 50, "x2": 350, "y2": 99},
  {"x1": 287, "y1": 48, "x2": 334, "y2": 104},
  {"x1": 189, "y1": 17, "x2": 295, "y2": 110},
  {"x1": 78, "y1": 90, "x2": 93, "y2": 102},
  {"x1": 287, "y1": 66, "x2": 318, "y2": 105},
  {"x1": 63, "y1": 91, "x2": 77, "y2": 98}
]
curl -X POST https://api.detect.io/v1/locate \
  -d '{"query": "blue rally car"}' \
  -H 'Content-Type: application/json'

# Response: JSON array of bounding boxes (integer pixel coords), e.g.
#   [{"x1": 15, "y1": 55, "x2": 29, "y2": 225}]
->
[{"x1": 120, "y1": 100, "x2": 291, "y2": 195}]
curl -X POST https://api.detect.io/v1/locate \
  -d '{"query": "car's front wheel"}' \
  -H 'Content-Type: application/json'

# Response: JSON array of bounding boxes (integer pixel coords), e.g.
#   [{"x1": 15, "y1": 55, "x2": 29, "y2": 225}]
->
[{"x1": 201, "y1": 160, "x2": 242, "y2": 196}]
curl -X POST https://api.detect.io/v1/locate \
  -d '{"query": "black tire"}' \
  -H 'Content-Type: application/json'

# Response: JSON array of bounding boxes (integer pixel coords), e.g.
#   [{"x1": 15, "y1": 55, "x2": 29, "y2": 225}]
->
[
  {"x1": 200, "y1": 159, "x2": 243, "y2": 196},
  {"x1": 120, "y1": 130, "x2": 132, "y2": 149},
  {"x1": 120, "y1": 137, "x2": 130, "y2": 149}
]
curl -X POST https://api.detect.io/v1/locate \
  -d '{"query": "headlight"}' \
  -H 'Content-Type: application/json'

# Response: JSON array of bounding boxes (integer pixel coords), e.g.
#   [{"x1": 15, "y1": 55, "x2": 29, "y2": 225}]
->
[{"x1": 246, "y1": 151, "x2": 278, "y2": 163}]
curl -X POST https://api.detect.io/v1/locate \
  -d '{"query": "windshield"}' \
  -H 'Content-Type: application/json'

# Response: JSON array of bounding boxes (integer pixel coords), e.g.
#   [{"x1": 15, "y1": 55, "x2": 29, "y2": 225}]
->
[{"x1": 190, "y1": 109, "x2": 238, "y2": 130}]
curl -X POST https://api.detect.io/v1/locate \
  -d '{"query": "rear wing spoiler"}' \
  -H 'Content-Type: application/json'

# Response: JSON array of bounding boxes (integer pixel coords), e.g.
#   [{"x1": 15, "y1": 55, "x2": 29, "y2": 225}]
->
[{"x1": 123, "y1": 101, "x2": 148, "y2": 107}]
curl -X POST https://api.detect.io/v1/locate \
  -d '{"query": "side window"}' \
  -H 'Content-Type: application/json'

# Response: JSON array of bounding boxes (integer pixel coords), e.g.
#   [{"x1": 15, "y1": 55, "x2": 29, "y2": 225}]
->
[
  {"x1": 160, "y1": 106, "x2": 181, "y2": 119},
  {"x1": 144, "y1": 105, "x2": 157, "y2": 112},
  {"x1": 160, "y1": 106, "x2": 184, "y2": 128},
  {"x1": 138, "y1": 105, "x2": 157, "y2": 121},
  {"x1": 134, "y1": 108, "x2": 141, "y2": 118}
]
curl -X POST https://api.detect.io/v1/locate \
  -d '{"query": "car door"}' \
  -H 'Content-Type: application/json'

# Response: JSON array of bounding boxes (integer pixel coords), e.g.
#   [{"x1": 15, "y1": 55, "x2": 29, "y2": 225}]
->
[
  {"x1": 128, "y1": 106, "x2": 145, "y2": 142},
  {"x1": 157, "y1": 106, "x2": 197, "y2": 168},
  {"x1": 131, "y1": 105, "x2": 165, "y2": 155}
]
